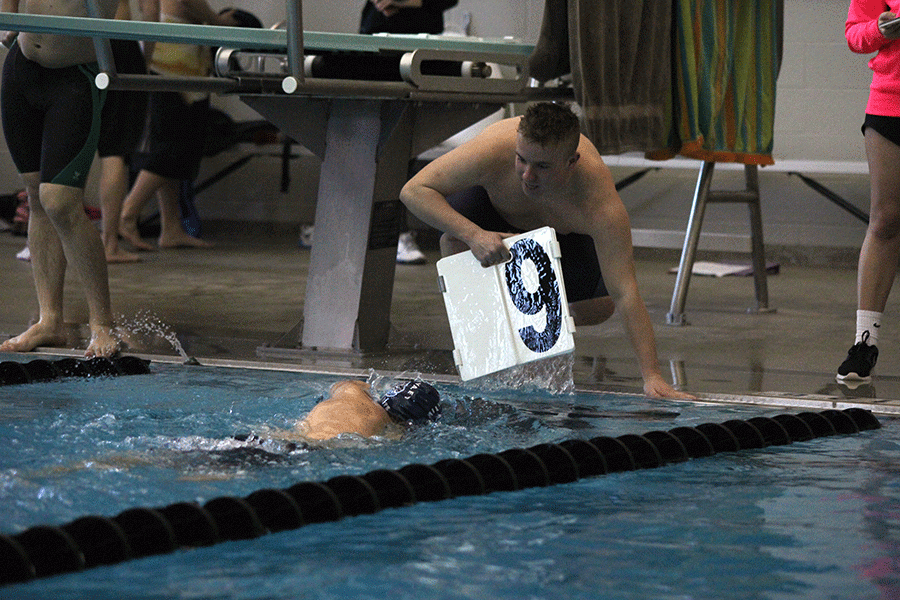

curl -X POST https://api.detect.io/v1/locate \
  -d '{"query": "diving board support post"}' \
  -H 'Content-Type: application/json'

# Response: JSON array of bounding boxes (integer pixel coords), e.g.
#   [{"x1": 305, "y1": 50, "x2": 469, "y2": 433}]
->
[
  {"x1": 666, "y1": 161, "x2": 773, "y2": 326},
  {"x1": 244, "y1": 94, "x2": 503, "y2": 353},
  {"x1": 83, "y1": 0, "x2": 114, "y2": 76},
  {"x1": 283, "y1": 0, "x2": 304, "y2": 93}
]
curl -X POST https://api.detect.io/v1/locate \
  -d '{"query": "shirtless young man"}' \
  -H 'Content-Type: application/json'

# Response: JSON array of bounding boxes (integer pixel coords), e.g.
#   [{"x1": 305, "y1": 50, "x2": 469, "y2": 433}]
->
[
  {"x1": 400, "y1": 102, "x2": 693, "y2": 400},
  {"x1": 0, "y1": 0, "x2": 121, "y2": 357}
]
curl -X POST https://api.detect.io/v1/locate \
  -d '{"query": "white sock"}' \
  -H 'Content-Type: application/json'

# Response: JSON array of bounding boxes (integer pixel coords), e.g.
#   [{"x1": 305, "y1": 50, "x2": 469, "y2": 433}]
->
[{"x1": 856, "y1": 310, "x2": 882, "y2": 346}]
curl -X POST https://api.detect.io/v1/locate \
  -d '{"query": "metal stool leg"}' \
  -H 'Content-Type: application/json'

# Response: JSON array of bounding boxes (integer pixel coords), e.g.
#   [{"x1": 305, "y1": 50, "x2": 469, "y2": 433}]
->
[
  {"x1": 666, "y1": 162, "x2": 775, "y2": 326},
  {"x1": 667, "y1": 161, "x2": 715, "y2": 325},
  {"x1": 744, "y1": 165, "x2": 773, "y2": 313}
]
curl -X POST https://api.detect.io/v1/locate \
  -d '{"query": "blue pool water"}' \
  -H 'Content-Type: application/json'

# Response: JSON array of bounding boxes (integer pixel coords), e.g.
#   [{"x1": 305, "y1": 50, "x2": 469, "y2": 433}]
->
[{"x1": 1, "y1": 357, "x2": 899, "y2": 599}]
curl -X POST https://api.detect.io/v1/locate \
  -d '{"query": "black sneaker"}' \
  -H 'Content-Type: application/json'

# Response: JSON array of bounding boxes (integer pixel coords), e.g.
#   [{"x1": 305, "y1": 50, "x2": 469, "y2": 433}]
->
[{"x1": 837, "y1": 339, "x2": 878, "y2": 383}]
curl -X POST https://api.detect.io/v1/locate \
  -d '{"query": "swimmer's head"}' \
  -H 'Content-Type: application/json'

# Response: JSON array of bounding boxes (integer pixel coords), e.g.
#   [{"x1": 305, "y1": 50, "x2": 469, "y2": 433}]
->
[
  {"x1": 379, "y1": 381, "x2": 441, "y2": 425},
  {"x1": 221, "y1": 8, "x2": 263, "y2": 28}
]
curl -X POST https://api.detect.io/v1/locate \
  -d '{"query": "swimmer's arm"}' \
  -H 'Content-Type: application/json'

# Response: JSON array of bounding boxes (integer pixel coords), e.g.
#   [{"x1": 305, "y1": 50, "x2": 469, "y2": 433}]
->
[{"x1": 400, "y1": 127, "x2": 513, "y2": 266}]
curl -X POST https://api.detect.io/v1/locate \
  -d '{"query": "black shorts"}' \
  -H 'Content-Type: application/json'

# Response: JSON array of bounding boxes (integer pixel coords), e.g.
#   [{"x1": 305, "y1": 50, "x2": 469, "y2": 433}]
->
[
  {"x1": 97, "y1": 39, "x2": 148, "y2": 158},
  {"x1": 1, "y1": 43, "x2": 104, "y2": 188},
  {"x1": 133, "y1": 87, "x2": 209, "y2": 180},
  {"x1": 447, "y1": 186, "x2": 609, "y2": 302},
  {"x1": 863, "y1": 114, "x2": 900, "y2": 148}
]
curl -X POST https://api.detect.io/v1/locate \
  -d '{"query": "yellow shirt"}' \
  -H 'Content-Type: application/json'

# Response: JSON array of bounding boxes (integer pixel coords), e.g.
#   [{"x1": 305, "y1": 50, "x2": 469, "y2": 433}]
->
[{"x1": 150, "y1": 14, "x2": 211, "y2": 78}]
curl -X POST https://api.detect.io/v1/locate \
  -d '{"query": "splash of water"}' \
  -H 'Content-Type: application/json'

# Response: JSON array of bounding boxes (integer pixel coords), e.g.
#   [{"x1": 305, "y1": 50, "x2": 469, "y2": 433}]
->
[
  {"x1": 366, "y1": 369, "x2": 427, "y2": 397},
  {"x1": 469, "y1": 353, "x2": 575, "y2": 395},
  {"x1": 116, "y1": 310, "x2": 190, "y2": 360}
]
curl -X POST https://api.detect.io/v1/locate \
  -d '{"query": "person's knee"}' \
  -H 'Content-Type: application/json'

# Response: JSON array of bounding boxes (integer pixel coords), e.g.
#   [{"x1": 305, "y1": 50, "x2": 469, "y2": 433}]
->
[
  {"x1": 36, "y1": 183, "x2": 84, "y2": 227},
  {"x1": 569, "y1": 296, "x2": 615, "y2": 326},
  {"x1": 869, "y1": 205, "x2": 900, "y2": 241},
  {"x1": 440, "y1": 233, "x2": 468, "y2": 256}
]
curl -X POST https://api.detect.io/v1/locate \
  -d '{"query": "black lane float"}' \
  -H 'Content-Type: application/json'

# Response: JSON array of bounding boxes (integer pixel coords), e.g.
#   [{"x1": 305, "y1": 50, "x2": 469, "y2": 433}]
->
[
  {"x1": 0, "y1": 406, "x2": 882, "y2": 585},
  {"x1": 0, "y1": 356, "x2": 151, "y2": 385}
]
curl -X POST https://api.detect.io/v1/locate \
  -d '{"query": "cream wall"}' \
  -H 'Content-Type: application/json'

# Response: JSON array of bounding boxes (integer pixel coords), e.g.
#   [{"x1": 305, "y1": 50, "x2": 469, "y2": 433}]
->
[{"x1": 776, "y1": 0, "x2": 870, "y2": 170}]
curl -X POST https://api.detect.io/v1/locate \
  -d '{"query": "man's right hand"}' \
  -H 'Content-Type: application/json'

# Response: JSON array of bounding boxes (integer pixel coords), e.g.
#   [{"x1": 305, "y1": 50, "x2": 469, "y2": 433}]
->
[{"x1": 468, "y1": 230, "x2": 513, "y2": 268}]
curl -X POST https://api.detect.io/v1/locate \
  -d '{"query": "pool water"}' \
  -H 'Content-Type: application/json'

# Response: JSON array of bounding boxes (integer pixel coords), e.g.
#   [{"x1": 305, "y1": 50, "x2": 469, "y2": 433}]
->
[{"x1": 1, "y1": 358, "x2": 899, "y2": 599}]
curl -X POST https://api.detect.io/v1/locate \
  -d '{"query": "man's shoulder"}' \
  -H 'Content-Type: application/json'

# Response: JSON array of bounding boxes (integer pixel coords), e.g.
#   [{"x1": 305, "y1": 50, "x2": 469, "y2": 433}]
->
[
  {"x1": 450, "y1": 118, "x2": 516, "y2": 164},
  {"x1": 481, "y1": 116, "x2": 520, "y2": 137}
]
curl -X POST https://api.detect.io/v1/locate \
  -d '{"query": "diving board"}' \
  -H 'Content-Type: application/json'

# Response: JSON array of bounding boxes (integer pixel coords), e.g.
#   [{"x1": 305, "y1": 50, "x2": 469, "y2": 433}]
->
[
  {"x1": 0, "y1": 12, "x2": 535, "y2": 96},
  {"x1": 0, "y1": 0, "x2": 570, "y2": 356},
  {"x1": 0, "y1": 12, "x2": 533, "y2": 55}
]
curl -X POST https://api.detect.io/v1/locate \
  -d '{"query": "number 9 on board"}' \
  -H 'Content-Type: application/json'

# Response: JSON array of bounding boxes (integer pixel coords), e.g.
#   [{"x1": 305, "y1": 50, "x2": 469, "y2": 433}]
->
[{"x1": 436, "y1": 227, "x2": 576, "y2": 381}]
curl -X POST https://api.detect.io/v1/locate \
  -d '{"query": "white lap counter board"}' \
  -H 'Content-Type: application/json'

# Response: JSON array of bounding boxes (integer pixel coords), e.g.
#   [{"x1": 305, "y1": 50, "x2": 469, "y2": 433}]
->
[{"x1": 437, "y1": 227, "x2": 576, "y2": 381}]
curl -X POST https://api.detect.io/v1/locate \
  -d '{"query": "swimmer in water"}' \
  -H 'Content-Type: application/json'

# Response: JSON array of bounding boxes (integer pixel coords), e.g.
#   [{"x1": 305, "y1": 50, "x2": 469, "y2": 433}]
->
[
  {"x1": 28, "y1": 379, "x2": 442, "y2": 482},
  {"x1": 236, "y1": 379, "x2": 442, "y2": 450}
]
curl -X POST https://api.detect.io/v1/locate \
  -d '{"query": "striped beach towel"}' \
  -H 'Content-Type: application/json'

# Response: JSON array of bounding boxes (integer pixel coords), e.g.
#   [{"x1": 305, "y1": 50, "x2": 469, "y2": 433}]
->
[{"x1": 648, "y1": 0, "x2": 783, "y2": 165}]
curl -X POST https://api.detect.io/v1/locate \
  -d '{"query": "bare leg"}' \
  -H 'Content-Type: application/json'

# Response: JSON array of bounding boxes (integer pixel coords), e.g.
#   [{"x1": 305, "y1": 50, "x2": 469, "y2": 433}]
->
[
  {"x1": 1, "y1": 177, "x2": 119, "y2": 357},
  {"x1": 99, "y1": 155, "x2": 140, "y2": 263},
  {"x1": 569, "y1": 297, "x2": 616, "y2": 326},
  {"x1": 0, "y1": 173, "x2": 68, "y2": 352},
  {"x1": 857, "y1": 128, "x2": 900, "y2": 313},
  {"x1": 41, "y1": 182, "x2": 119, "y2": 357},
  {"x1": 156, "y1": 179, "x2": 212, "y2": 248},
  {"x1": 440, "y1": 232, "x2": 468, "y2": 256},
  {"x1": 119, "y1": 169, "x2": 162, "y2": 251}
]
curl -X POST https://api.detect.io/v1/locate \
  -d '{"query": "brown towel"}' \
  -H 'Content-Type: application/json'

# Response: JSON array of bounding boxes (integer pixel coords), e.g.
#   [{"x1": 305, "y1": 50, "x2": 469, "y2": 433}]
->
[{"x1": 529, "y1": 0, "x2": 672, "y2": 154}]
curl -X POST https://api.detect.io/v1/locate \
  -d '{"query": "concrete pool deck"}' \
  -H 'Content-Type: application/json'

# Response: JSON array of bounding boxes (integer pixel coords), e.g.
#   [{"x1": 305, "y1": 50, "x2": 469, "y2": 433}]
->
[{"x1": 1, "y1": 216, "x2": 898, "y2": 416}]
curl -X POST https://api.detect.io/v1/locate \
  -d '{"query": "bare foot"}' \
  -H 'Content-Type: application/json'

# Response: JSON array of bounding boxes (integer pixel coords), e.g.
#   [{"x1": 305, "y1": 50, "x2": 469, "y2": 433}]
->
[
  {"x1": 119, "y1": 222, "x2": 155, "y2": 251},
  {"x1": 84, "y1": 326, "x2": 121, "y2": 358},
  {"x1": 105, "y1": 246, "x2": 142, "y2": 264},
  {"x1": 158, "y1": 232, "x2": 214, "y2": 249},
  {"x1": 0, "y1": 322, "x2": 67, "y2": 353}
]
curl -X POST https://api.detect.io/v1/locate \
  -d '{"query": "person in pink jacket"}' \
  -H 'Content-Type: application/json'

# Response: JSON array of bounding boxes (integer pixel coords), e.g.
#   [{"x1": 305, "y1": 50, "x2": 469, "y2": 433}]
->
[{"x1": 839, "y1": 2, "x2": 900, "y2": 383}]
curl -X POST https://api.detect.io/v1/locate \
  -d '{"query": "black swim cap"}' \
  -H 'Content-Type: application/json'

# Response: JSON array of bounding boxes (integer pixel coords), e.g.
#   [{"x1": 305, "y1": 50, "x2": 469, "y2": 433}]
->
[{"x1": 379, "y1": 381, "x2": 441, "y2": 424}]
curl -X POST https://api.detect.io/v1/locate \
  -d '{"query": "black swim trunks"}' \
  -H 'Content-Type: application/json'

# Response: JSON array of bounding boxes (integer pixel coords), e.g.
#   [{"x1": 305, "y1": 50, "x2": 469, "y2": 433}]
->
[
  {"x1": 133, "y1": 87, "x2": 210, "y2": 181},
  {"x1": 1, "y1": 43, "x2": 105, "y2": 188},
  {"x1": 97, "y1": 39, "x2": 149, "y2": 159},
  {"x1": 447, "y1": 186, "x2": 609, "y2": 302}
]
